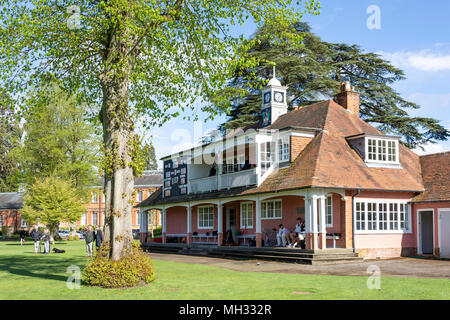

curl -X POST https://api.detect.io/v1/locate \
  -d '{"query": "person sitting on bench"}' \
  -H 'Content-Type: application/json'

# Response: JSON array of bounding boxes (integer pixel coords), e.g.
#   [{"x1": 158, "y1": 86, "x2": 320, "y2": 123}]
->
[
  {"x1": 276, "y1": 224, "x2": 291, "y2": 247},
  {"x1": 289, "y1": 218, "x2": 306, "y2": 248}
]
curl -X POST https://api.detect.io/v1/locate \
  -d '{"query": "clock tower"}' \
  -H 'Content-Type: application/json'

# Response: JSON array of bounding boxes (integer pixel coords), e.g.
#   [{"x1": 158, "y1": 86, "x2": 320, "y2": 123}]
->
[{"x1": 261, "y1": 66, "x2": 288, "y2": 128}]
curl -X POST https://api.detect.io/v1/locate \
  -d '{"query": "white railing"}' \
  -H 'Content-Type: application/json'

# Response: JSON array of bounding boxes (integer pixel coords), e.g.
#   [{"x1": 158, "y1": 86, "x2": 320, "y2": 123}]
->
[
  {"x1": 190, "y1": 176, "x2": 218, "y2": 193},
  {"x1": 220, "y1": 168, "x2": 257, "y2": 189}
]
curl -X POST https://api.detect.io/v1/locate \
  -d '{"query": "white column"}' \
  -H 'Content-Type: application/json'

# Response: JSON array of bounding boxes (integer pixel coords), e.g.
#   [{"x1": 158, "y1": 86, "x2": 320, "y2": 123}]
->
[
  {"x1": 162, "y1": 207, "x2": 167, "y2": 233},
  {"x1": 311, "y1": 195, "x2": 319, "y2": 250},
  {"x1": 304, "y1": 196, "x2": 311, "y2": 233},
  {"x1": 311, "y1": 195, "x2": 318, "y2": 234},
  {"x1": 217, "y1": 201, "x2": 222, "y2": 233},
  {"x1": 319, "y1": 195, "x2": 327, "y2": 250},
  {"x1": 255, "y1": 197, "x2": 261, "y2": 233},
  {"x1": 187, "y1": 206, "x2": 192, "y2": 234}
]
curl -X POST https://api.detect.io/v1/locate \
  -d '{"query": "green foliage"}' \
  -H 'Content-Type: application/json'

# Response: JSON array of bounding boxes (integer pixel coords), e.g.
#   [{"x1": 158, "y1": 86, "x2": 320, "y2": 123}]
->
[
  {"x1": 1, "y1": 227, "x2": 7, "y2": 235},
  {"x1": 67, "y1": 235, "x2": 74, "y2": 241},
  {"x1": 220, "y1": 22, "x2": 449, "y2": 149},
  {"x1": 151, "y1": 227, "x2": 162, "y2": 238},
  {"x1": 0, "y1": 89, "x2": 22, "y2": 192},
  {"x1": 83, "y1": 241, "x2": 155, "y2": 288},
  {"x1": 11, "y1": 85, "x2": 100, "y2": 193},
  {"x1": 21, "y1": 176, "x2": 86, "y2": 236}
]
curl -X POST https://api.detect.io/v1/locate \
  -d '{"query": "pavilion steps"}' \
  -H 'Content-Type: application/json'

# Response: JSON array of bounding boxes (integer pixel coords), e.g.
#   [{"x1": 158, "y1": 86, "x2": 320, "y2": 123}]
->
[{"x1": 142, "y1": 243, "x2": 363, "y2": 265}]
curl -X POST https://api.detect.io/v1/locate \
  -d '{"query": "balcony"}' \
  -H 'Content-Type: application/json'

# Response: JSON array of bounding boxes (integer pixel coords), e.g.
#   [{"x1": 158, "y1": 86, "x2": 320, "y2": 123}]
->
[
  {"x1": 221, "y1": 168, "x2": 257, "y2": 189},
  {"x1": 190, "y1": 176, "x2": 218, "y2": 193}
]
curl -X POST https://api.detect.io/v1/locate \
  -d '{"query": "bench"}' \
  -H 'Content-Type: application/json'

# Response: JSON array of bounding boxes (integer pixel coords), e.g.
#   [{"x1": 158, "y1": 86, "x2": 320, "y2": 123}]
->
[
  {"x1": 236, "y1": 234, "x2": 256, "y2": 246},
  {"x1": 166, "y1": 233, "x2": 187, "y2": 243},
  {"x1": 326, "y1": 233, "x2": 341, "y2": 248},
  {"x1": 192, "y1": 234, "x2": 217, "y2": 244}
]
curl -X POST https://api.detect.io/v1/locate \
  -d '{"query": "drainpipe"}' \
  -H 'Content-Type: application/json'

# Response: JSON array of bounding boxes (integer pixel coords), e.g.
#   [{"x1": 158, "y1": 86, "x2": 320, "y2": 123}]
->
[{"x1": 351, "y1": 189, "x2": 361, "y2": 253}]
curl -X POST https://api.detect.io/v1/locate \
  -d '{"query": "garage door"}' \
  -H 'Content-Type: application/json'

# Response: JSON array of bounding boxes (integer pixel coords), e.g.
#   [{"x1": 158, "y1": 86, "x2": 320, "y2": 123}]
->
[{"x1": 439, "y1": 209, "x2": 450, "y2": 258}]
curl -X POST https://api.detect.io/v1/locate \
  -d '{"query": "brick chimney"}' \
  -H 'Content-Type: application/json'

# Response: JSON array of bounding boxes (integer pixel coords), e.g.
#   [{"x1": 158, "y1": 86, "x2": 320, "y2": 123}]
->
[{"x1": 334, "y1": 81, "x2": 360, "y2": 117}]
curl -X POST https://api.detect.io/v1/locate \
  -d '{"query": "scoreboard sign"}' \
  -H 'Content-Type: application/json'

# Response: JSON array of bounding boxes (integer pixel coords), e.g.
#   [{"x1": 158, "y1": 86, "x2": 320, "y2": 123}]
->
[{"x1": 163, "y1": 156, "x2": 188, "y2": 197}]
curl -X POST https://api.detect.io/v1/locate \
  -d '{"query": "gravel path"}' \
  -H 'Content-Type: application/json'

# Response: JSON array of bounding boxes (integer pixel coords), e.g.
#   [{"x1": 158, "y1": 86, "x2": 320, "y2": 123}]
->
[{"x1": 149, "y1": 253, "x2": 450, "y2": 279}]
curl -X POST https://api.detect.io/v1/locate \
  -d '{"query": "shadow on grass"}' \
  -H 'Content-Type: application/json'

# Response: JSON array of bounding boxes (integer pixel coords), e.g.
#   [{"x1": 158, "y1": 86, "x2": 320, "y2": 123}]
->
[{"x1": 0, "y1": 252, "x2": 88, "y2": 283}]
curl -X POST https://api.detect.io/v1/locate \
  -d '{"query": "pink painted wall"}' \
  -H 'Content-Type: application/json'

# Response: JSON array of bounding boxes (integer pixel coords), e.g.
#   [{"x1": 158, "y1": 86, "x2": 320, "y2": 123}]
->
[
  {"x1": 412, "y1": 201, "x2": 450, "y2": 252},
  {"x1": 191, "y1": 203, "x2": 218, "y2": 234},
  {"x1": 166, "y1": 206, "x2": 187, "y2": 234}
]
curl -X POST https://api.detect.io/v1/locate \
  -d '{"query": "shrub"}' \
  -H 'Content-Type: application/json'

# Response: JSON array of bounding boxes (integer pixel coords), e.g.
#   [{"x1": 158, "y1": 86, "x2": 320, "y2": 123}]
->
[
  {"x1": 67, "y1": 235, "x2": 74, "y2": 241},
  {"x1": 82, "y1": 241, "x2": 155, "y2": 288},
  {"x1": 1, "y1": 226, "x2": 7, "y2": 235},
  {"x1": 74, "y1": 235, "x2": 79, "y2": 240},
  {"x1": 152, "y1": 227, "x2": 162, "y2": 238}
]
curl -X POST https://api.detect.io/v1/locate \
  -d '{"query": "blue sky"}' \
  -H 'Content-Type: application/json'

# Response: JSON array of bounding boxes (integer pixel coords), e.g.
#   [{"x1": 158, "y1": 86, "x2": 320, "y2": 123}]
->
[{"x1": 141, "y1": 0, "x2": 450, "y2": 168}]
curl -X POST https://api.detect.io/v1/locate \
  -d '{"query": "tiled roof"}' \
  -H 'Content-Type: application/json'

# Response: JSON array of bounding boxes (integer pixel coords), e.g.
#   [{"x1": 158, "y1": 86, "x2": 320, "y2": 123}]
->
[
  {"x1": 412, "y1": 152, "x2": 450, "y2": 202},
  {"x1": 0, "y1": 192, "x2": 23, "y2": 210},
  {"x1": 138, "y1": 99, "x2": 425, "y2": 207},
  {"x1": 135, "y1": 186, "x2": 251, "y2": 208},
  {"x1": 242, "y1": 100, "x2": 424, "y2": 195}
]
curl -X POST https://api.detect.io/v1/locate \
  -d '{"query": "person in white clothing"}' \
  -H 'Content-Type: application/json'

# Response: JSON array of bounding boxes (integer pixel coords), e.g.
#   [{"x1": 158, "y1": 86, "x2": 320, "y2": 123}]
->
[
  {"x1": 289, "y1": 218, "x2": 306, "y2": 248},
  {"x1": 276, "y1": 224, "x2": 290, "y2": 247}
]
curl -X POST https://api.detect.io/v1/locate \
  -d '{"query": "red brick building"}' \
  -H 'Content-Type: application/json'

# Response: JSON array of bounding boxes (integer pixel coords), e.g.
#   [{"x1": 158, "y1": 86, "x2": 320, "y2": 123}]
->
[
  {"x1": 137, "y1": 78, "x2": 450, "y2": 259},
  {"x1": 0, "y1": 192, "x2": 25, "y2": 235},
  {"x1": 80, "y1": 170, "x2": 163, "y2": 231}
]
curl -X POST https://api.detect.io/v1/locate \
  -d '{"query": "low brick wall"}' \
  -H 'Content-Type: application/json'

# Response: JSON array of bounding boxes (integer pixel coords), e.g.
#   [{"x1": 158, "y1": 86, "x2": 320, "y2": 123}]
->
[{"x1": 356, "y1": 247, "x2": 417, "y2": 259}]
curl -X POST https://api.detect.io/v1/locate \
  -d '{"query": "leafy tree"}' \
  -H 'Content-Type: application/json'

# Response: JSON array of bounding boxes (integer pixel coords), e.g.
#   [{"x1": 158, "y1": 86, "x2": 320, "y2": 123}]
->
[
  {"x1": 21, "y1": 176, "x2": 86, "y2": 238},
  {"x1": 142, "y1": 141, "x2": 158, "y2": 171},
  {"x1": 11, "y1": 85, "x2": 100, "y2": 194},
  {"x1": 0, "y1": 0, "x2": 320, "y2": 261},
  {"x1": 220, "y1": 22, "x2": 449, "y2": 149},
  {"x1": 0, "y1": 90, "x2": 22, "y2": 192}
]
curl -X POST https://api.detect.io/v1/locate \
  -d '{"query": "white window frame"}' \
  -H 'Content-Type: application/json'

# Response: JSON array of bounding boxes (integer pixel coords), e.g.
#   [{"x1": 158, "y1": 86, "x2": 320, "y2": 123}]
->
[
  {"x1": 261, "y1": 199, "x2": 282, "y2": 219},
  {"x1": 81, "y1": 213, "x2": 87, "y2": 225},
  {"x1": 20, "y1": 217, "x2": 27, "y2": 227},
  {"x1": 240, "y1": 202, "x2": 254, "y2": 229},
  {"x1": 197, "y1": 206, "x2": 214, "y2": 229},
  {"x1": 326, "y1": 195, "x2": 333, "y2": 227},
  {"x1": 354, "y1": 198, "x2": 411, "y2": 234},
  {"x1": 92, "y1": 212, "x2": 98, "y2": 226},
  {"x1": 278, "y1": 138, "x2": 290, "y2": 163},
  {"x1": 137, "y1": 190, "x2": 143, "y2": 202},
  {"x1": 91, "y1": 191, "x2": 98, "y2": 204},
  {"x1": 365, "y1": 137, "x2": 399, "y2": 165},
  {"x1": 0, "y1": 214, "x2": 3, "y2": 227}
]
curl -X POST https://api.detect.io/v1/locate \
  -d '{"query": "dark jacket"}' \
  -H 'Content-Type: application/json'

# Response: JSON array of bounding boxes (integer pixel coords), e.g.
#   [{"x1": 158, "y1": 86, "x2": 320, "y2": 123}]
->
[
  {"x1": 85, "y1": 230, "x2": 94, "y2": 244},
  {"x1": 95, "y1": 230, "x2": 103, "y2": 247},
  {"x1": 30, "y1": 229, "x2": 43, "y2": 242}
]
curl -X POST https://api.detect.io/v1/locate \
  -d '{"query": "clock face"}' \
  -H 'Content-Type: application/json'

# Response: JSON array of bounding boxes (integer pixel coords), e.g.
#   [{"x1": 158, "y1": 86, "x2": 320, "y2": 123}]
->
[
  {"x1": 264, "y1": 92, "x2": 271, "y2": 104},
  {"x1": 274, "y1": 91, "x2": 284, "y2": 103}
]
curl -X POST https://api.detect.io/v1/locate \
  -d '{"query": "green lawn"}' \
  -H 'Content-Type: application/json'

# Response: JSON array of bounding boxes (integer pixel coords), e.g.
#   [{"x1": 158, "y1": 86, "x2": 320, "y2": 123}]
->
[{"x1": 0, "y1": 240, "x2": 448, "y2": 300}]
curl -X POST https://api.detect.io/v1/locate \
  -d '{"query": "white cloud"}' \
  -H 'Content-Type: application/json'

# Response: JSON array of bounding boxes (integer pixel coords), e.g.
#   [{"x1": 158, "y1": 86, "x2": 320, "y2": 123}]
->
[
  {"x1": 413, "y1": 143, "x2": 447, "y2": 156},
  {"x1": 379, "y1": 49, "x2": 450, "y2": 72}
]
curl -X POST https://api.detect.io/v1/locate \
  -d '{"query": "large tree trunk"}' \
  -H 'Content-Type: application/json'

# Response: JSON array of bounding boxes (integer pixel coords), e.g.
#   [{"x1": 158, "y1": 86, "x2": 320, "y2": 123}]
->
[{"x1": 99, "y1": 25, "x2": 136, "y2": 262}]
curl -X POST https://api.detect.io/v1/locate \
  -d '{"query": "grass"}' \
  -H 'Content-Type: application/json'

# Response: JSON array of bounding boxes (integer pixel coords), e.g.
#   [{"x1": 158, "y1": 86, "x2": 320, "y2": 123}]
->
[{"x1": 0, "y1": 240, "x2": 448, "y2": 300}]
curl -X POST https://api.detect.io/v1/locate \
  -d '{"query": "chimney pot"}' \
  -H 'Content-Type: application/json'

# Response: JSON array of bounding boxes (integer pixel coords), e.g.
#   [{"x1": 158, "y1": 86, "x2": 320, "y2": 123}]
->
[{"x1": 335, "y1": 81, "x2": 360, "y2": 117}]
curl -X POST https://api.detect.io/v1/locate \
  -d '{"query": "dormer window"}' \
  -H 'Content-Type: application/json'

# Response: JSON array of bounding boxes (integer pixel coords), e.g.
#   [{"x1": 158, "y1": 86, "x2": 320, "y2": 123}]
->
[
  {"x1": 366, "y1": 137, "x2": 398, "y2": 164},
  {"x1": 346, "y1": 133, "x2": 400, "y2": 168}
]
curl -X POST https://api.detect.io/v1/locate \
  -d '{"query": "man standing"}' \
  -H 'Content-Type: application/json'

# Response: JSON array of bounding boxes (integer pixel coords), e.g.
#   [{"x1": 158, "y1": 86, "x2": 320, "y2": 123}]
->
[
  {"x1": 94, "y1": 225, "x2": 103, "y2": 251},
  {"x1": 85, "y1": 226, "x2": 94, "y2": 257},
  {"x1": 30, "y1": 225, "x2": 42, "y2": 253},
  {"x1": 42, "y1": 229, "x2": 51, "y2": 254}
]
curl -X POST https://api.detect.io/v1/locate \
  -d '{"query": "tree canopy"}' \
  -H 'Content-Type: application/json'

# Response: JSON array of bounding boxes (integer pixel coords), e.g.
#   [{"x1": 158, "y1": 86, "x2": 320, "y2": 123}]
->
[
  {"x1": 21, "y1": 176, "x2": 86, "y2": 237},
  {"x1": 220, "y1": 22, "x2": 449, "y2": 149},
  {"x1": 0, "y1": 89, "x2": 21, "y2": 192},
  {"x1": 11, "y1": 85, "x2": 100, "y2": 194}
]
